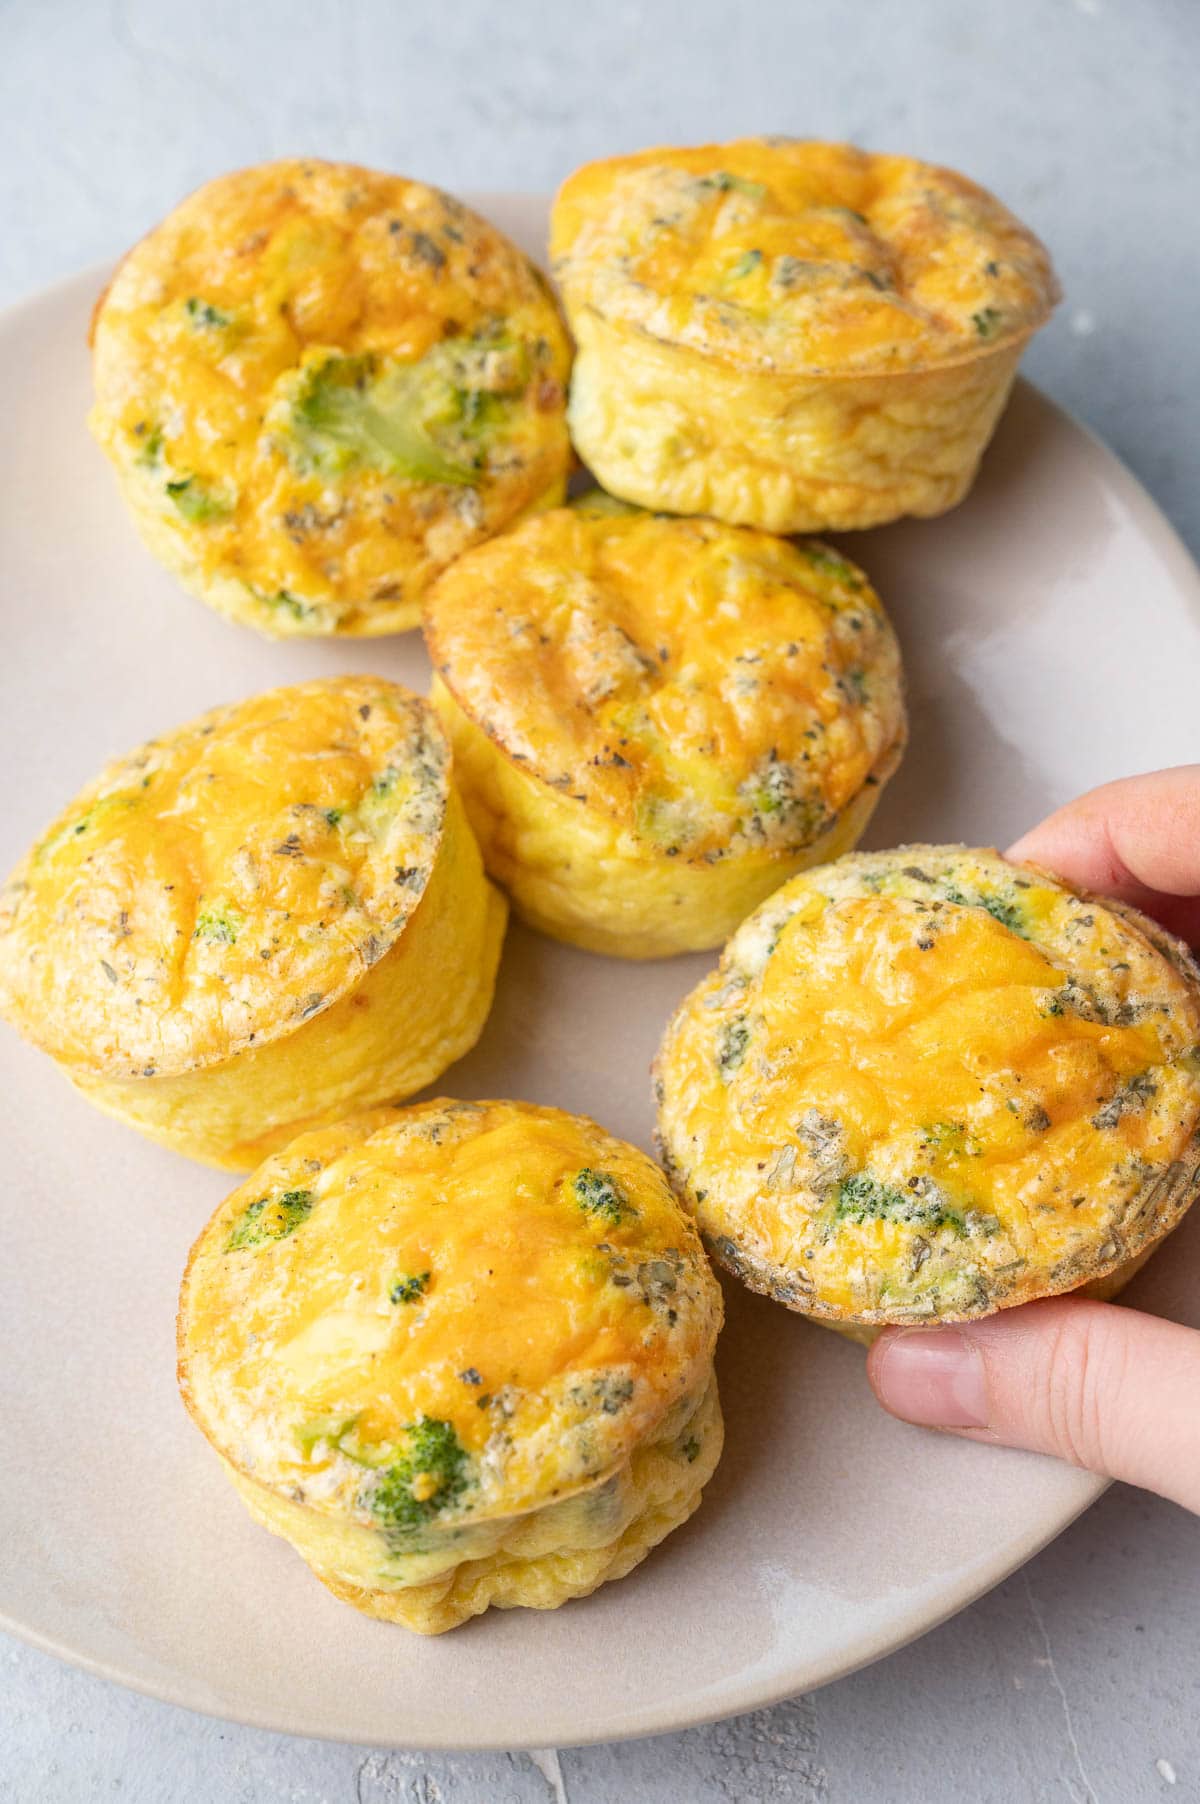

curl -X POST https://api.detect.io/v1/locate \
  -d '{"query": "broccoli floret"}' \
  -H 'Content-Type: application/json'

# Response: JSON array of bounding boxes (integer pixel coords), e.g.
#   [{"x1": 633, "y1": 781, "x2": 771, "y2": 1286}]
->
[
  {"x1": 185, "y1": 297, "x2": 233, "y2": 330},
  {"x1": 225, "y1": 1188, "x2": 314, "y2": 1251},
  {"x1": 135, "y1": 425, "x2": 163, "y2": 468},
  {"x1": 390, "y1": 1271, "x2": 430, "y2": 1305},
  {"x1": 941, "y1": 882, "x2": 1026, "y2": 936},
  {"x1": 972, "y1": 307, "x2": 1003, "y2": 338},
  {"x1": 193, "y1": 902, "x2": 244, "y2": 945},
  {"x1": 802, "y1": 545, "x2": 865, "y2": 589},
  {"x1": 283, "y1": 353, "x2": 479, "y2": 487},
  {"x1": 166, "y1": 477, "x2": 229, "y2": 524},
  {"x1": 366, "y1": 1417, "x2": 469, "y2": 1534},
  {"x1": 260, "y1": 589, "x2": 318, "y2": 625},
  {"x1": 729, "y1": 248, "x2": 763, "y2": 278},
  {"x1": 833, "y1": 1172, "x2": 966, "y2": 1236},
  {"x1": 572, "y1": 1168, "x2": 631, "y2": 1224},
  {"x1": 716, "y1": 1017, "x2": 750, "y2": 1080}
]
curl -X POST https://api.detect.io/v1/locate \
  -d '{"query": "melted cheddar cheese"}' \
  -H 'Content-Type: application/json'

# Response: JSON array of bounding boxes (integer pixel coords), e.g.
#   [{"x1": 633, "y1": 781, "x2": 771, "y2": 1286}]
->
[
  {"x1": 656, "y1": 847, "x2": 1200, "y2": 1325},
  {"x1": 0, "y1": 679, "x2": 507, "y2": 1165},
  {"x1": 549, "y1": 140, "x2": 1058, "y2": 533},
  {"x1": 552, "y1": 139, "x2": 1058, "y2": 378},
  {"x1": 91, "y1": 160, "x2": 572, "y2": 636},
  {"x1": 426, "y1": 499, "x2": 905, "y2": 957},
  {"x1": 178, "y1": 1099, "x2": 723, "y2": 1629}
]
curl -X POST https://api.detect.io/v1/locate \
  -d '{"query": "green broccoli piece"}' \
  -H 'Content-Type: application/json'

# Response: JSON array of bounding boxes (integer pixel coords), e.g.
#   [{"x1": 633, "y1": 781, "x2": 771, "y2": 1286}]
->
[
  {"x1": 572, "y1": 1168, "x2": 631, "y2": 1224},
  {"x1": 193, "y1": 902, "x2": 244, "y2": 945},
  {"x1": 283, "y1": 353, "x2": 479, "y2": 487},
  {"x1": 942, "y1": 882, "x2": 1026, "y2": 936},
  {"x1": 972, "y1": 307, "x2": 1003, "y2": 338},
  {"x1": 730, "y1": 249, "x2": 764, "y2": 278},
  {"x1": 390, "y1": 1271, "x2": 430, "y2": 1305},
  {"x1": 802, "y1": 545, "x2": 865, "y2": 589},
  {"x1": 135, "y1": 425, "x2": 163, "y2": 468},
  {"x1": 366, "y1": 1417, "x2": 469, "y2": 1534},
  {"x1": 225, "y1": 1188, "x2": 314, "y2": 1251},
  {"x1": 185, "y1": 297, "x2": 233, "y2": 330},
  {"x1": 716, "y1": 1017, "x2": 750, "y2": 1080},
  {"x1": 261, "y1": 589, "x2": 318, "y2": 625},
  {"x1": 166, "y1": 476, "x2": 229, "y2": 524},
  {"x1": 833, "y1": 1172, "x2": 966, "y2": 1236}
]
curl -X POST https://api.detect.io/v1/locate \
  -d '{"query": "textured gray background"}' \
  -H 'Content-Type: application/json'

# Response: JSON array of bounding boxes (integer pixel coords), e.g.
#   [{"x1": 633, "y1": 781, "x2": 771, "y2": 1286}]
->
[{"x1": 1, "y1": 1, "x2": 1198, "y2": 1798}]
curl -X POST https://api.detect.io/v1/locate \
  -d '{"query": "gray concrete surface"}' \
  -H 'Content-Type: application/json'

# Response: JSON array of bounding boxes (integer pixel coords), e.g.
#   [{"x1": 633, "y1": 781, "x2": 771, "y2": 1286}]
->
[{"x1": 1, "y1": 1, "x2": 1198, "y2": 1797}]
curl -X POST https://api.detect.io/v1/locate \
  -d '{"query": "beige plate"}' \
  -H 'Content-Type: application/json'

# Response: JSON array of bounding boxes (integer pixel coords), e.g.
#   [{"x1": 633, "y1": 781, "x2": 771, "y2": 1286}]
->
[{"x1": 2, "y1": 197, "x2": 1200, "y2": 1750}]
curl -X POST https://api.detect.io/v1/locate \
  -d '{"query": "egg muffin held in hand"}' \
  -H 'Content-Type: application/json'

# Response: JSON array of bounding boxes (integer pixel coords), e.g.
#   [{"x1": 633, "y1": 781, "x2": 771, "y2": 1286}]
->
[
  {"x1": 0, "y1": 677, "x2": 506, "y2": 1169},
  {"x1": 90, "y1": 159, "x2": 572, "y2": 637},
  {"x1": 655, "y1": 848, "x2": 1200, "y2": 1333},
  {"x1": 178, "y1": 1098, "x2": 724, "y2": 1634},
  {"x1": 425, "y1": 499, "x2": 905, "y2": 959},
  {"x1": 551, "y1": 139, "x2": 1058, "y2": 532}
]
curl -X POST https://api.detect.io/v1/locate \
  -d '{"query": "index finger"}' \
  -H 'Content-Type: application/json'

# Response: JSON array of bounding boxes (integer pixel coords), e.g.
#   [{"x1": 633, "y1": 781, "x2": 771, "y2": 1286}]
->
[{"x1": 1006, "y1": 765, "x2": 1200, "y2": 947}]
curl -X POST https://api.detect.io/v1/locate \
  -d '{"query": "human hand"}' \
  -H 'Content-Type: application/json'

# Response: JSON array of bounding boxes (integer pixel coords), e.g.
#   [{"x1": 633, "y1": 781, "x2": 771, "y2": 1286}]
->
[{"x1": 867, "y1": 766, "x2": 1200, "y2": 1512}]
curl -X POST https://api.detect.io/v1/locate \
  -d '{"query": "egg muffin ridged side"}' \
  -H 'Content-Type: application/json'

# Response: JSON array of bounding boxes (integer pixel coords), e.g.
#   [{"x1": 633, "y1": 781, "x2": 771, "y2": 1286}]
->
[
  {"x1": 177, "y1": 1099, "x2": 724, "y2": 1634},
  {"x1": 655, "y1": 847, "x2": 1200, "y2": 1329},
  {"x1": 424, "y1": 499, "x2": 905, "y2": 959},
  {"x1": 0, "y1": 677, "x2": 506, "y2": 1168},
  {"x1": 90, "y1": 159, "x2": 572, "y2": 637},
  {"x1": 551, "y1": 140, "x2": 1058, "y2": 531}
]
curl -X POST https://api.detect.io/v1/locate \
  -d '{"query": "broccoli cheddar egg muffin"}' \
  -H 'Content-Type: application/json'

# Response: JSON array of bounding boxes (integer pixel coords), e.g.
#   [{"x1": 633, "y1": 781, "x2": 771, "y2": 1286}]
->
[
  {"x1": 425, "y1": 499, "x2": 905, "y2": 958},
  {"x1": 0, "y1": 677, "x2": 506, "y2": 1169},
  {"x1": 178, "y1": 1098, "x2": 724, "y2": 1634},
  {"x1": 90, "y1": 159, "x2": 572, "y2": 636},
  {"x1": 551, "y1": 139, "x2": 1059, "y2": 532},
  {"x1": 656, "y1": 847, "x2": 1200, "y2": 1330}
]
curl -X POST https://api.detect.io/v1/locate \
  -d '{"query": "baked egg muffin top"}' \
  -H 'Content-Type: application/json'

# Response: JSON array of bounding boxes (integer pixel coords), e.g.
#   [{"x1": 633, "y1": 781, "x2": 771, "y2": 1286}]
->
[
  {"x1": 656, "y1": 848, "x2": 1200, "y2": 1323},
  {"x1": 91, "y1": 159, "x2": 571, "y2": 633},
  {"x1": 425, "y1": 499, "x2": 905, "y2": 861},
  {"x1": 0, "y1": 676, "x2": 450, "y2": 1078},
  {"x1": 551, "y1": 139, "x2": 1059, "y2": 378},
  {"x1": 179, "y1": 1099, "x2": 722, "y2": 1532}
]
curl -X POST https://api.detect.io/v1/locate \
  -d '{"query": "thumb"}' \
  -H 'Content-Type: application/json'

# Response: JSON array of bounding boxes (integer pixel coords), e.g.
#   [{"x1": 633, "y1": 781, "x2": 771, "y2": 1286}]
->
[{"x1": 867, "y1": 1298, "x2": 1200, "y2": 1514}]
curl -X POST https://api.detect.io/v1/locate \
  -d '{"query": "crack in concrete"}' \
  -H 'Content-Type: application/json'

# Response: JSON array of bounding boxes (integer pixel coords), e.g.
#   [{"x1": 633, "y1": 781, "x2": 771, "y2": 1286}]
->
[
  {"x1": 1024, "y1": 1570, "x2": 1100, "y2": 1804},
  {"x1": 525, "y1": 1748, "x2": 569, "y2": 1804}
]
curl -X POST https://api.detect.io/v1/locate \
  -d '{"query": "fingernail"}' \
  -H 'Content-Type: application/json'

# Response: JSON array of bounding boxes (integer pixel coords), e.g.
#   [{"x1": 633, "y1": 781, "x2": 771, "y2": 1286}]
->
[{"x1": 872, "y1": 1328, "x2": 989, "y2": 1429}]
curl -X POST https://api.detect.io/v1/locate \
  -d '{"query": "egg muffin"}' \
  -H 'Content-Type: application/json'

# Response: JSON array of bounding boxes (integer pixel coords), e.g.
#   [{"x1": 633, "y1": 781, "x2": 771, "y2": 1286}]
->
[
  {"x1": 655, "y1": 847, "x2": 1200, "y2": 1331},
  {"x1": 0, "y1": 677, "x2": 506, "y2": 1169},
  {"x1": 177, "y1": 1097, "x2": 723, "y2": 1634},
  {"x1": 425, "y1": 498, "x2": 905, "y2": 959},
  {"x1": 550, "y1": 139, "x2": 1058, "y2": 532},
  {"x1": 90, "y1": 159, "x2": 572, "y2": 637}
]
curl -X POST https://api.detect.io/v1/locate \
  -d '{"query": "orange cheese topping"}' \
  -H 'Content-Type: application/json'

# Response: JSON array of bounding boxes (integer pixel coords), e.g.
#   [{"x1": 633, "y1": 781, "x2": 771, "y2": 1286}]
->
[
  {"x1": 180, "y1": 1100, "x2": 721, "y2": 1524},
  {"x1": 0, "y1": 677, "x2": 447, "y2": 1076},
  {"x1": 656, "y1": 849, "x2": 1200, "y2": 1322},
  {"x1": 91, "y1": 160, "x2": 571, "y2": 632},
  {"x1": 551, "y1": 139, "x2": 1058, "y2": 377},
  {"x1": 425, "y1": 500, "x2": 905, "y2": 858}
]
